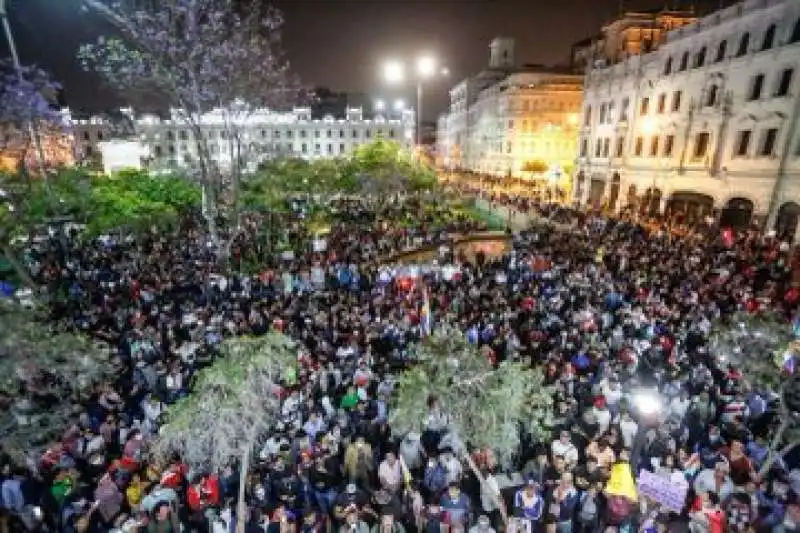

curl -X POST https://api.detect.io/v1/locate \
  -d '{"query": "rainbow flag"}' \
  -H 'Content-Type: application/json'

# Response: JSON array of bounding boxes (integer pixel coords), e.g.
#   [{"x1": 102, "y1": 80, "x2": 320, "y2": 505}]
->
[{"x1": 420, "y1": 283, "x2": 432, "y2": 337}]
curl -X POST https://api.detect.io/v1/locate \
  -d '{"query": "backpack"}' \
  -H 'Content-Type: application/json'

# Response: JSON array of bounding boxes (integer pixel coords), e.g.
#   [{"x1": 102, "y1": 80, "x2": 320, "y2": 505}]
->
[
  {"x1": 607, "y1": 495, "x2": 633, "y2": 526},
  {"x1": 578, "y1": 493, "x2": 598, "y2": 524}
]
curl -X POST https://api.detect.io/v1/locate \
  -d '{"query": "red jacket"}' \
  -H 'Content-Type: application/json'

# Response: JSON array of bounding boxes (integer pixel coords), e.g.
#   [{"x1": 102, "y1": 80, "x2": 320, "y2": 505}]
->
[{"x1": 187, "y1": 475, "x2": 221, "y2": 511}]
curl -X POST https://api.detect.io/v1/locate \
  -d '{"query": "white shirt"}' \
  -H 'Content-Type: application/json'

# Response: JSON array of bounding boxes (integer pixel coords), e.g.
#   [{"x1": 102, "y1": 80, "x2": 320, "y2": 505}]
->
[{"x1": 551, "y1": 440, "x2": 579, "y2": 465}]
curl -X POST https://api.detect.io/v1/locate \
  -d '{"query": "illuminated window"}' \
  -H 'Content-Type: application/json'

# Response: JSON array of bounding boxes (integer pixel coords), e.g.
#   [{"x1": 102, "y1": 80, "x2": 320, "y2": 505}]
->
[{"x1": 693, "y1": 132, "x2": 710, "y2": 158}]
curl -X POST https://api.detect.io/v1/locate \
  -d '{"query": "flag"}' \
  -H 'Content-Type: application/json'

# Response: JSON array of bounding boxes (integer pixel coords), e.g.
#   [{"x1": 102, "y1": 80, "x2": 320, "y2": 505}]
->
[
  {"x1": 605, "y1": 462, "x2": 638, "y2": 502},
  {"x1": 793, "y1": 314, "x2": 800, "y2": 338},
  {"x1": 420, "y1": 282, "x2": 432, "y2": 337}
]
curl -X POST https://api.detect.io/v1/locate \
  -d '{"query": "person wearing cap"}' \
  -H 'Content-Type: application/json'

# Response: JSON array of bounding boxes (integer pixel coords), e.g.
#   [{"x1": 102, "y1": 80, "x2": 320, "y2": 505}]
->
[
  {"x1": 440, "y1": 482, "x2": 471, "y2": 529},
  {"x1": 468, "y1": 515, "x2": 496, "y2": 533}
]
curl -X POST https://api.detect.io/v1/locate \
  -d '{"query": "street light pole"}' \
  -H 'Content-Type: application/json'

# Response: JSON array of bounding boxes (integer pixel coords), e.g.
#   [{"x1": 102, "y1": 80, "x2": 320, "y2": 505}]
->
[
  {"x1": 0, "y1": 0, "x2": 48, "y2": 181},
  {"x1": 416, "y1": 81, "x2": 423, "y2": 147}
]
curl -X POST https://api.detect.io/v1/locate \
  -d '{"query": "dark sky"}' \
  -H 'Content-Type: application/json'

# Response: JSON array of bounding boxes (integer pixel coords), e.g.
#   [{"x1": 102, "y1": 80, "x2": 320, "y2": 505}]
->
[{"x1": 1, "y1": 0, "x2": 725, "y2": 120}]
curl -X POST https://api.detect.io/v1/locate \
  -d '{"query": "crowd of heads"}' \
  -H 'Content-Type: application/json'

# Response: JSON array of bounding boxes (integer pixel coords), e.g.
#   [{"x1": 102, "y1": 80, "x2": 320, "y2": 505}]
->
[{"x1": 1, "y1": 191, "x2": 800, "y2": 533}]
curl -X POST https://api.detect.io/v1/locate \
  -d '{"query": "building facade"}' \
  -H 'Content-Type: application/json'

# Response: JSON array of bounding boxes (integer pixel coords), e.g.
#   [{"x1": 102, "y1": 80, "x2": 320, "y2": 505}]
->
[
  {"x1": 437, "y1": 38, "x2": 583, "y2": 189},
  {"x1": 66, "y1": 106, "x2": 415, "y2": 172},
  {"x1": 575, "y1": 0, "x2": 800, "y2": 238}
]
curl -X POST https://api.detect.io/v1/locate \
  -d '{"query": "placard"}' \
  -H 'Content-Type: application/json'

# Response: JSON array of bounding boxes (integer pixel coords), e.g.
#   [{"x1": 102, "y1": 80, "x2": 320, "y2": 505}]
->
[{"x1": 637, "y1": 470, "x2": 688, "y2": 512}]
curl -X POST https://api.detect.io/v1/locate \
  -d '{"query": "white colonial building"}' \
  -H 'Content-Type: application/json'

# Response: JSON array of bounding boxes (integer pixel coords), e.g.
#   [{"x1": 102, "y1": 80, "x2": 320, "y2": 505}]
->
[
  {"x1": 576, "y1": 0, "x2": 800, "y2": 238},
  {"x1": 65, "y1": 106, "x2": 415, "y2": 172},
  {"x1": 437, "y1": 38, "x2": 583, "y2": 192}
]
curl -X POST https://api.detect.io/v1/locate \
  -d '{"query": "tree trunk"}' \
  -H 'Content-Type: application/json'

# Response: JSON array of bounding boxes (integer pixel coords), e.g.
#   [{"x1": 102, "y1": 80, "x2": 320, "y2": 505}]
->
[
  {"x1": 462, "y1": 451, "x2": 508, "y2": 526},
  {"x1": 1, "y1": 241, "x2": 37, "y2": 291},
  {"x1": 759, "y1": 416, "x2": 789, "y2": 477},
  {"x1": 236, "y1": 433, "x2": 255, "y2": 533}
]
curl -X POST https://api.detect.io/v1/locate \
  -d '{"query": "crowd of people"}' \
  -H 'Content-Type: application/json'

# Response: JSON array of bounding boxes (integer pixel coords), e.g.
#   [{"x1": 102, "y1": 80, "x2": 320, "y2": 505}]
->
[{"x1": 1, "y1": 191, "x2": 799, "y2": 533}]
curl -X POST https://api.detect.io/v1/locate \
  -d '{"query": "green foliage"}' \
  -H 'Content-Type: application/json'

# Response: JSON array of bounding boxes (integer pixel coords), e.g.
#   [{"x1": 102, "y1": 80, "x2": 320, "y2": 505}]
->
[
  {"x1": 0, "y1": 300, "x2": 113, "y2": 457},
  {"x1": 0, "y1": 168, "x2": 201, "y2": 243},
  {"x1": 390, "y1": 329, "x2": 554, "y2": 464},
  {"x1": 153, "y1": 333, "x2": 298, "y2": 470},
  {"x1": 709, "y1": 311, "x2": 793, "y2": 392}
]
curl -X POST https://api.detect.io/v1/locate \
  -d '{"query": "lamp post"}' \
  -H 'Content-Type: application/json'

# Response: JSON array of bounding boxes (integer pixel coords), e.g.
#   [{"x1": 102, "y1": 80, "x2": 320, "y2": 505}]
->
[
  {"x1": 382, "y1": 56, "x2": 448, "y2": 147},
  {"x1": 0, "y1": 0, "x2": 48, "y2": 180},
  {"x1": 630, "y1": 388, "x2": 662, "y2": 474}
]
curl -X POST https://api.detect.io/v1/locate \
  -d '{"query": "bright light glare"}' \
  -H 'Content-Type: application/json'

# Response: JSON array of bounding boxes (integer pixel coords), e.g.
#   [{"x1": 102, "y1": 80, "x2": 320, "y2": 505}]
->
[
  {"x1": 394, "y1": 99, "x2": 405, "y2": 111},
  {"x1": 633, "y1": 389, "x2": 662, "y2": 416},
  {"x1": 374, "y1": 99, "x2": 385, "y2": 111},
  {"x1": 383, "y1": 61, "x2": 405, "y2": 83},
  {"x1": 567, "y1": 113, "x2": 579, "y2": 125},
  {"x1": 641, "y1": 117, "x2": 657, "y2": 135},
  {"x1": 417, "y1": 56, "x2": 437, "y2": 78},
  {"x1": 441, "y1": 67, "x2": 450, "y2": 77}
]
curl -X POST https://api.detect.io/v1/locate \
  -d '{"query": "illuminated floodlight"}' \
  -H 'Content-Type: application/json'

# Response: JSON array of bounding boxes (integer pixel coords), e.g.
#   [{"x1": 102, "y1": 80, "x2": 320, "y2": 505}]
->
[
  {"x1": 394, "y1": 99, "x2": 405, "y2": 111},
  {"x1": 383, "y1": 60, "x2": 405, "y2": 83},
  {"x1": 417, "y1": 56, "x2": 437, "y2": 78}
]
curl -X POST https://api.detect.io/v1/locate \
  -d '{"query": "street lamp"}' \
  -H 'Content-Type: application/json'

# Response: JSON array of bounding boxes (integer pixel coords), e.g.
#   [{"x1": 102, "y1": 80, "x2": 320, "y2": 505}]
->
[{"x1": 382, "y1": 55, "x2": 448, "y2": 147}]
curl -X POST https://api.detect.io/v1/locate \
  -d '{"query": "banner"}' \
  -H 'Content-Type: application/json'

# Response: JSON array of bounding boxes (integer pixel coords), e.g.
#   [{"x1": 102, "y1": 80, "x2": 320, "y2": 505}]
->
[
  {"x1": 636, "y1": 470, "x2": 687, "y2": 512},
  {"x1": 605, "y1": 462, "x2": 637, "y2": 502}
]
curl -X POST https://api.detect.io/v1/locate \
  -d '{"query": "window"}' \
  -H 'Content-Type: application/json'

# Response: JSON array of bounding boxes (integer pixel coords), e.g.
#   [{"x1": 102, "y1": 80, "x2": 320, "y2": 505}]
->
[
  {"x1": 153, "y1": 145, "x2": 162, "y2": 157},
  {"x1": 603, "y1": 138, "x2": 610, "y2": 157},
  {"x1": 649, "y1": 136, "x2": 660, "y2": 157},
  {"x1": 657, "y1": 93, "x2": 666, "y2": 114},
  {"x1": 760, "y1": 128, "x2": 779, "y2": 156},
  {"x1": 287, "y1": 131, "x2": 294, "y2": 139},
  {"x1": 314, "y1": 143, "x2": 320, "y2": 152},
  {"x1": 705, "y1": 85, "x2": 718, "y2": 107},
  {"x1": 693, "y1": 132, "x2": 710, "y2": 159},
  {"x1": 640, "y1": 97, "x2": 650, "y2": 115},
  {"x1": 694, "y1": 46, "x2": 707, "y2": 68},
  {"x1": 179, "y1": 130, "x2": 187, "y2": 141},
  {"x1": 735, "y1": 130, "x2": 752, "y2": 156},
  {"x1": 715, "y1": 40, "x2": 727, "y2": 62},
  {"x1": 314, "y1": 130, "x2": 320, "y2": 138},
  {"x1": 792, "y1": 18, "x2": 800, "y2": 43},
  {"x1": 325, "y1": 130, "x2": 331, "y2": 138},
  {"x1": 260, "y1": 129, "x2": 266, "y2": 138},
  {"x1": 327, "y1": 144, "x2": 333, "y2": 153},
  {"x1": 634, "y1": 136, "x2": 644, "y2": 156},
  {"x1": 508, "y1": 120, "x2": 514, "y2": 129},
  {"x1": 679, "y1": 51, "x2": 689, "y2": 71},
  {"x1": 776, "y1": 69, "x2": 794, "y2": 97},
  {"x1": 301, "y1": 143, "x2": 307, "y2": 153},
  {"x1": 599, "y1": 104, "x2": 607, "y2": 124},
  {"x1": 285, "y1": 143, "x2": 292, "y2": 152},
  {"x1": 664, "y1": 57, "x2": 673, "y2": 75},
  {"x1": 339, "y1": 129, "x2": 345, "y2": 138},
  {"x1": 220, "y1": 130, "x2": 227, "y2": 140},
  {"x1": 83, "y1": 131, "x2": 90, "y2": 141},
  {"x1": 664, "y1": 135, "x2": 675, "y2": 157},
  {"x1": 736, "y1": 33, "x2": 750, "y2": 57},
  {"x1": 340, "y1": 143, "x2": 345, "y2": 153},
  {"x1": 506, "y1": 141, "x2": 512, "y2": 154},
  {"x1": 388, "y1": 129, "x2": 395, "y2": 138},
  {"x1": 761, "y1": 24, "x2": 776, "y2": 51},
  {"x1": 608, "y1": 102, "x2": 615, "y2": 122},
  {"x1": 580, "y1": 139, "x2": 588, "y2": 157},
  {"x1": 750, "y1": 74, "x2": 765, "y2": 100},
  {"x1": 167, "y1": 131, "x2": 175, "y2": 141},
  {"x1": 672, "y1": 91, "x2": 682, "y2": 112},
  {"x1": 365, "y1": 129, "x2": 371, "y2": 139},
  {"x1": 595, "y1": 139, "x2": 602, "y2": 157},
  {"x1": 615, "y1": 137, "x2": 625, "y2": 157},
  {"x1": 583, "y1": 106, "x2": 592, "y2": 126},
  {"x1": 352, "y1": 130, "x2": 358, "y2": 138},
  {"x1": 300, "y1": 130, "x2": 307, "y2": 138},
  {"x1": 274, "y1": 130, "x2": 280, "y2": 139},
  {"x1": 620, "y1": 98, "x2": 629, "y2": 121},
  {"x1": 168, "y1": 144, "x2": 175, "y2": 154}
]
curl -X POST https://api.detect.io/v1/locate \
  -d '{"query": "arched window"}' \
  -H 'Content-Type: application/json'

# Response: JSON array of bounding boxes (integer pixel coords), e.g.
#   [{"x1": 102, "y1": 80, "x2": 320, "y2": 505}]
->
[
  {"x1": 679, "y1": 51, "x2": 689, "y2": 71},
  {"x1": 761, "y1": 24, "x2": 776, "y2": 50},
  {"x1": 695, "y1": 46, "x2": 707, "y2": 68},
  {"x1": 664, "y1": 56, "x2": 673, "y2": 75},
  {"x1": 715, "y1": 40, "x2": 727, "y2": 62},
  {"x1": 737, "y1": 32, "x2": 750, "y2": 57},
  {"x1": 792, "y1": 18, "x2": 800, "y2": 43},
  {"x1": 705, "y1": 85, "x2": 718, "y2": 107}
]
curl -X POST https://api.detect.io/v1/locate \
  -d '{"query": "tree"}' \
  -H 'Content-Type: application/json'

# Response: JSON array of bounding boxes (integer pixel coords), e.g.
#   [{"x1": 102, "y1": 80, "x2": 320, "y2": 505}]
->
[
  {"x1": 80, "y1": 0, "x2": 301, "y2": 246},
  {"x1": 350, "y1": 140, "x2": 437, "y2": 196},
  {"x1": 390, "y1": 329, "x2": 554, "y2": 522},
  {"x1": 0, "y1": 300, "x2": 113, "y2": 459},
  {"x1": 708, "y1": 311, "x2": 800, "y2": 474},
  {"x1": 152, "y1": 333, "x2": 297, "y2": 533},
  {"x1": 0, "y1": 60, "x2": 64, "y2": 175}
]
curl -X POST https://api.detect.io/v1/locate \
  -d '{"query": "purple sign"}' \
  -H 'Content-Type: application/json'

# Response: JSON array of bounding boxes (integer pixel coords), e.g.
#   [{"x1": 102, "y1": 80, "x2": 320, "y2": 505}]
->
[{"x1": 637, "y1": 470, "x2": 688, "y2": 512}]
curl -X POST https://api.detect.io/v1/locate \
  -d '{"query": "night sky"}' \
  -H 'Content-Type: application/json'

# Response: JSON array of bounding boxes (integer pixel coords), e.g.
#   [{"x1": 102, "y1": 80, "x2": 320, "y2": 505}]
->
[{"x1": 1, "y1": 0, "x2": 727, "y2": 120}]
